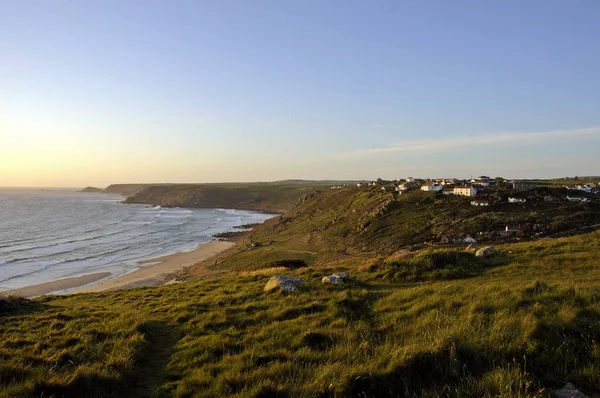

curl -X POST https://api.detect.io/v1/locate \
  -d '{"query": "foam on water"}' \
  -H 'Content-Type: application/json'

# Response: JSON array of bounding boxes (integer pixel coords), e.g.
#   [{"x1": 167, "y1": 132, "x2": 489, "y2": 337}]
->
[{"x1": 0, "y1": 189, "x2": 274, "y2": 291}]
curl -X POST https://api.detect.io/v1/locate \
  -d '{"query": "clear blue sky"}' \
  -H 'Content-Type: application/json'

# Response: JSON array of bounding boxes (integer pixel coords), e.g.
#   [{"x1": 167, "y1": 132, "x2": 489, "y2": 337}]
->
[{"x1": 2, "y1": 0, "x2": 599, "y2": 186}]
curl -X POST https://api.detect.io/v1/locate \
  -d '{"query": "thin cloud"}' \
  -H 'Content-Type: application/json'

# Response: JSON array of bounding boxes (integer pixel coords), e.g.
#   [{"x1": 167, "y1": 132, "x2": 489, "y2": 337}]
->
[{"x1": 329, "y1": 127, "x2": 600, "y2": 160}]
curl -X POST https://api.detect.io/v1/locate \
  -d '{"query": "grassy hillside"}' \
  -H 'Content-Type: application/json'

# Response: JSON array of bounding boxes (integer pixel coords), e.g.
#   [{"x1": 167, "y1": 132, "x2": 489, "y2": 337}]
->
[
  {"x1": 123, "y1": 182, "x2": 343, "y2": 213},
  {"x1": 2, "y1": 231, "x2": 600, "y2": 397},
  {"x1": 103, "y1": 184, "x2": 160, "y2": 196},
  {"x1": 191, "y1": 186, "x2": 600, "y2": 274}
]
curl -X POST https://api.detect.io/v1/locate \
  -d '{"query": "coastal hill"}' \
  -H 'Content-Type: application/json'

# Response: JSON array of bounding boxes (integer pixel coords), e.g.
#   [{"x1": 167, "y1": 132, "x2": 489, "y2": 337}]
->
[
  {"x1": 123, "y1": 181, "x2": 360, "y2": 213},
  {"x1": 78, "y1": 186, "x2": 104, "y2": 193},
  {"x1": 103, "y1": 184, "x2": 159, "y2": 196},
  {"x1": 190, "y1": 184, "x2": 600, "y2": 273}
]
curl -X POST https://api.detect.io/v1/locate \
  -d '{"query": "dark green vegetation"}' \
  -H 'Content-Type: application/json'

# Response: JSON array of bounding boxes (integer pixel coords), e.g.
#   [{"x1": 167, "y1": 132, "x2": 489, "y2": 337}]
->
[
  {"x1": 2, "y1": 232, "x2": 600, "y2": 397},
  {"x1": 190, "y1": 186, "x2": 600, "y2": 274},
  {"x1": 124, "y1": 182, "x2": 346, "y2": 213}
]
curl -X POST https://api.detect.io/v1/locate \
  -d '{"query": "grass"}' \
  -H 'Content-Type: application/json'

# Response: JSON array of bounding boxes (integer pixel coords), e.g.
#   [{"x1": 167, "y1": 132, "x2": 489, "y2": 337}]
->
[
  {"x1": 366, "y1": 248, "x2": 509, "y2": 282},
  {"x1": 2, "y1": 230, "x2": 600, "y2": 397}
]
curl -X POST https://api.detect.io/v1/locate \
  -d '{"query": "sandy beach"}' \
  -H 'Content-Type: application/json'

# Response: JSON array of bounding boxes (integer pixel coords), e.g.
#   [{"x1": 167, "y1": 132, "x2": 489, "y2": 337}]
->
[
  {"x1": 7, "y1": 273, "x2": 112, "y2": 298},
  {"x1": 8, "y1": 240, "x2": 234, "y2": 298}
]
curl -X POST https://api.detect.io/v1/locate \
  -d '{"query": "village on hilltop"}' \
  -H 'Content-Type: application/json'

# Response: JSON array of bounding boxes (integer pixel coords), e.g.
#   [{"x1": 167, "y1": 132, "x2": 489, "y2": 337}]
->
[
  {"x1": 341, "y1": 175, "x2": 600, "y2": 204},
  {"x1": 328, "y1": 175, "x2": 600, "y2": 245}
]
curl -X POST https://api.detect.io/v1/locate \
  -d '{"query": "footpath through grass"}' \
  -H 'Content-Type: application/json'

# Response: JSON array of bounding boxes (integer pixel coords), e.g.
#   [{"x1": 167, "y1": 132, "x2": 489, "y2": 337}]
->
[{"x1": 2, "y1": 232, "x2": 600, "y2": 397}]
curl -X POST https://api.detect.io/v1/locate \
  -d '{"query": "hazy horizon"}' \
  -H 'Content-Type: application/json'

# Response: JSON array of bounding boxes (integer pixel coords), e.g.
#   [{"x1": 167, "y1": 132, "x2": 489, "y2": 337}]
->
[{"x1": 3, "y1": 0, "x2": 599, "y2": 187}]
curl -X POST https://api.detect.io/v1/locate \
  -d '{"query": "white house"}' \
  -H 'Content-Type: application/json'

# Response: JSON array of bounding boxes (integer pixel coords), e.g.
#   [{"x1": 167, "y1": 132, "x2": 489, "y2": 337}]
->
[
  {"x1": 471, "y1": 200, "x2": 489, "y2": 206},
  {"x1": 505, "y1": 225, "x2": 521, "y2": 235},
  {"x1": 406, "y1": 177, "x2": 415, "y2": 183},
  {"x1": 396, "y1": 183, "x2": 408, "y2": 192},
  {"x1": 567, "y1": 196, "x2": 589, "y2": 203},
  {"x1": 356, "y1": 183, "x2": 363, "y2": 188},
  {"x1": 453, "y1": 186, "x2": 477, "y2": 197},
  {"x1": 421, "y1": 183, "x2": 443, "y2": 192},
  {"x1": 508, "y1": 197, "x2": 526, "y2": 203},
  {"x1": 576, "y1": 185, "x2": 593, "y2": 193}
]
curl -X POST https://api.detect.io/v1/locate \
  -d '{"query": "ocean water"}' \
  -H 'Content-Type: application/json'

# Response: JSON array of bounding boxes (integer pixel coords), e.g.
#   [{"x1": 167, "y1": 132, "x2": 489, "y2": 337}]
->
[{"x1": 0, "y1": 189, "x2": 274, "y2": 292}]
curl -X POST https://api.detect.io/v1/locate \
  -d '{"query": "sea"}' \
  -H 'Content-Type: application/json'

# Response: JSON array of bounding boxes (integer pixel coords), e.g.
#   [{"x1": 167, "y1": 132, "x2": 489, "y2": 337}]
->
[{"x1": 0, "y1": 189, "x2": 274, "y2": 292}]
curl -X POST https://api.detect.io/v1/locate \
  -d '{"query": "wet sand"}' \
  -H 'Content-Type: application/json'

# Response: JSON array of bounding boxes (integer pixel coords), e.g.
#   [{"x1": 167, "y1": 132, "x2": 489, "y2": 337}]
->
[
  {"x1": 75, "y1": 240, "x2": 234, "y2": 293},
  {"x1": 8, "y1": 273, "x2": 112, "y2": 298},
  {"x1": 8, "y1": 240, "x2": 234, "y2": 298}
]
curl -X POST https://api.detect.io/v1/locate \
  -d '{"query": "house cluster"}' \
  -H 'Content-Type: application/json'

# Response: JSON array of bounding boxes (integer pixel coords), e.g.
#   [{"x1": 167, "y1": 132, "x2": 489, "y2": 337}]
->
[
  {"x1": 418, "y1": 176, "x2": 503, "y2": 197},
  {"x1": 566, "y1": 196, "x2": 590, "y2": 203},
  {"x1": 350, "y1": 176, "x2": 598, "y2": 207},
  {"x1": 566, "y1": 184, "x2": 599, "y2": 193},
  {"x1": 420, "y1": 183, "x2": 477, "y2": 197},
  {"x1": 508, "y1": 197, "x2": 526, "y2": 203},
  {"x1": 471, "y1": 176, "x2": 494, "y2": 186}
]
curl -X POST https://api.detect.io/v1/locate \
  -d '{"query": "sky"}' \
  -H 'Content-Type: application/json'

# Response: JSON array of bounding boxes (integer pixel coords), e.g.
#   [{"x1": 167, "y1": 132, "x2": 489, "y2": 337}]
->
[{"x1": 1, "y1": 0, "x2": 600, "y2": 187}]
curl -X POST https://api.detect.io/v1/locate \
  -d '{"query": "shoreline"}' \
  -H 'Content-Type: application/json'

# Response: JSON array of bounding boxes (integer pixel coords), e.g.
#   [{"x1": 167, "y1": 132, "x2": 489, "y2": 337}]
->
[
  {"x1": 6, "y1": 273, "x2": 112, "y2": 298},
  {"x1": 7, "y1": 240, "x2": 234, "y2": 298}
]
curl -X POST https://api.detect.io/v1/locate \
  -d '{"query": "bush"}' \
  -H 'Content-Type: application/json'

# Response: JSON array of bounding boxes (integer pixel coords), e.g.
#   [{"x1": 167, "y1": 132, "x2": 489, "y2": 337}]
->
[
  {"x1": 0, "y1": 296, "x2": 38, "y2": 317},
  {"x1": 268, "y1": 260, "x2": 308, "y2": 269}
]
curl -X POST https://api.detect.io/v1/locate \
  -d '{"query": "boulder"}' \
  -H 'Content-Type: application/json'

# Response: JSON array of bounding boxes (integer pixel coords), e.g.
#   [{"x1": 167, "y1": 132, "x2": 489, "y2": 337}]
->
[
  {"x1": 552, "y1": 383, "x2": 587, "y2": 398},
  {"x1": 322, "y1": 272, "x2": 349, "y2": 284},
  {"x1": 465, "y1": 243, "x2": 478, "y2": 253},
  {"x1": 333, "y1": 272, "x2": 349, "y2": 281},
  {"x1": 475, "y1": 246, "x2": 496, "y2": 257},
  {"x1": 264, "y1": 276, "x2": 303, "y2": 293}
]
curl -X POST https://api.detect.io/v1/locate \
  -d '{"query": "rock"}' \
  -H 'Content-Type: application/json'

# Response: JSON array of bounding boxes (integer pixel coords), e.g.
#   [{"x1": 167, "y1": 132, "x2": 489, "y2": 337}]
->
[
  {"x1": 465, "y1": 243, "x2": 478, "y2": 253},
  {"x1": 322, "y1": 276, "x2": 342, "y2": 284},
  {"x1": 322, "y1": 272, "x2": 349, "y2": 284},
  {"x1": 333, "y1": 272, "x2": 348, "y2": 280},
  {"x1": 475, "y1": 246, "x2": 496, "y2": 257},
  {"x1": 552, "y1": 382, "x2": 588, "y2": 398},
  {"x1": 264, "y1": 276, "x2": 303, "y2": 293}
]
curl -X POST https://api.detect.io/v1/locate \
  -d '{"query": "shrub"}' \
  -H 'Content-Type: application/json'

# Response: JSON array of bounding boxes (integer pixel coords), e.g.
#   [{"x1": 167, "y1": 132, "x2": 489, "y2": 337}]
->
[{"x1": 268, "y1": 259, "x2": 308, "y2": 269}]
